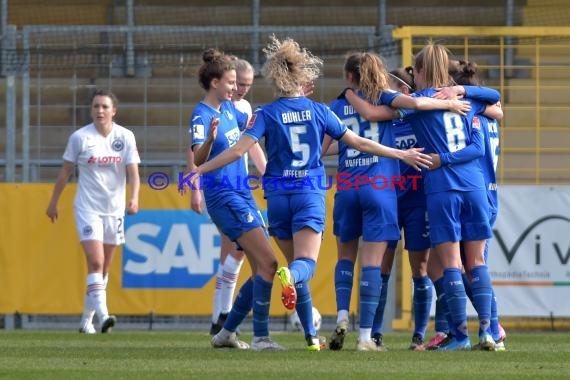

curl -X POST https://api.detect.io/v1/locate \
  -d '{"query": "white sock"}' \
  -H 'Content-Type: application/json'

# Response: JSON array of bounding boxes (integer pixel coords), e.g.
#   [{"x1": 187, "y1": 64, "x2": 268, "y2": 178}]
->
[
  {"x1": 219, "y1": 255, "x2": 244, "y2": 314},
  {"x1": 219, "y1": 328, "x2": 233, "y2": 339},
  {"x1": 86, "y1": 272, "x2": 109, "y2": 324},
  {"x1": 212, "y1": 265, "x2": 224, "y2": 323},
  {"x1": 337, "y1": 310, "x2": 349, "y2": 324},
  {"x1": 79, "y1": 293, "x2": 95, "y2": 329},
  {"x1": 359, "y1": 328, "x2": 372, "y2": 342},
  {"x1": 79, "y1": 273, "x2": 109, "y2": 327}
]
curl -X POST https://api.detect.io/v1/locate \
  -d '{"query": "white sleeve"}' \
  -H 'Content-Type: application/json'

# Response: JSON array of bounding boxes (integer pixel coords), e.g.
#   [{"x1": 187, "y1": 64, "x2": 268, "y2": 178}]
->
[
  {"x1": 124, "y1": 130, "x2": 141, "y2": 165},
  {"x1": 62, "y1": 132, "x2": 80, "y2": 163}
]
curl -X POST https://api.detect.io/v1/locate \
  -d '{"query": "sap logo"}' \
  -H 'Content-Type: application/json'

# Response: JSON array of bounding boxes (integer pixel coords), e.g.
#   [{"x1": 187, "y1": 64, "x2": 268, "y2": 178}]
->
[
  {"x1": 122, "y1": 210, "x2": 221, "y2": 288},
  {"x1": 493, "y1": 215, "x2": 570, "y2": 265},
  {"x1": 395, "y1": 134, "x2": 417, "y2": 150},
  {"x1": 225, "y1": 127, "x2": 241, "y2": 147}
]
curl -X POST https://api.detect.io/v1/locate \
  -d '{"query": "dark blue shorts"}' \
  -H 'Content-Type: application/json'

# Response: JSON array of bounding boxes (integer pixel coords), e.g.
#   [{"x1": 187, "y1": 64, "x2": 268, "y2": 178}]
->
[
  {"x1": 267, "y1": 193, "x2": 325, "y2": 239},
  {"x1": 333, "y1": 186, "x2": 399, "y2": 243}
]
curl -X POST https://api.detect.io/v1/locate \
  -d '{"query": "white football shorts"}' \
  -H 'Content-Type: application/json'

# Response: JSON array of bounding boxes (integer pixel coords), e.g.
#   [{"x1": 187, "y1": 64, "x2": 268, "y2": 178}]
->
[{"x1": 74, "y1": 211, "x2": 125, "y2": 245}]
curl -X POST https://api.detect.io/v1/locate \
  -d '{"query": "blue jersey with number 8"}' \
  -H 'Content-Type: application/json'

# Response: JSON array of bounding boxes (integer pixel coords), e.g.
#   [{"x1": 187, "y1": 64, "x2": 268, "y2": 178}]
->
[{"x1": 402, "y1": 88, "x2": 487, "y2": 194}]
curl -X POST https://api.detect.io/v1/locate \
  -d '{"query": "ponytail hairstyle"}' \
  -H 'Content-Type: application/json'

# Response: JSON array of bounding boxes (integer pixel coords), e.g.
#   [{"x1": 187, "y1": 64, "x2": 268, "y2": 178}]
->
[
  {"x1": 358, "y1": 52, "x2": 389, "y2": 105},
  {"x1": 414, "y1": 41, "x2": 454, "y2": 89},
  {"x1": 198, "y1": 48, "x2": 235, "y2": 90}
]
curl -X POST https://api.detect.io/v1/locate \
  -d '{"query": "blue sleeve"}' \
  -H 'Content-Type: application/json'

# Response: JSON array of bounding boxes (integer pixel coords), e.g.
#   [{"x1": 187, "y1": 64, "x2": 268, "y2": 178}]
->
[
  {"x1": 463, "y1": 86, "x2": 500, "y2": 104},
  {"x1": 244, "y1": 110, "x2": 265, "y2": 142},
  {"x1": 190, "y1": 113, "x2": 207, "y2": 148},
  {"x1": 439, "y1": 122, "x2": 485, "y2": 165},
  {"x1": 379, "y1": 90, "x2": 402, "y2": 106},
  {"x1": 325, "y1": 106, "x2": 348, "y2": 140}
]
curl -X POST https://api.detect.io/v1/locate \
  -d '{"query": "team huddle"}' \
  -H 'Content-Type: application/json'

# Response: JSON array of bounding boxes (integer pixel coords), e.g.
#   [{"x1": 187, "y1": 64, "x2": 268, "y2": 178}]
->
[{"x1": 47, "y1": 35, "x2": 505, "y2": 352}]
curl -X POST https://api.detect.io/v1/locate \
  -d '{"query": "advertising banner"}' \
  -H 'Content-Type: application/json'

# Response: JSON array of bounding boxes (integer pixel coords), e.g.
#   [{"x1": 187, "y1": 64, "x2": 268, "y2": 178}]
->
[
  {"x1": 488, "y1": 186, "x2": 570, "y2": 316},
  {"x1": 0, "y1": 183, "x2": 348, "y2": 315}
]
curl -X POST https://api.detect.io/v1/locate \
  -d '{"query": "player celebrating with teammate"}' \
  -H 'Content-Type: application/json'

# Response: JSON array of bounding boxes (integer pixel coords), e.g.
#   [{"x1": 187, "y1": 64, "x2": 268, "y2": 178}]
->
[
  {"x1": 189, "y1": 35, "x2": 432, "y2": 351},
  {"x1": 208, "y1": 56, "x2": 267, "y2": 336},
  {"x1": 187, "y1": 48, "x2": 280, "y2": 351},
  {"x1": 399, "y1": 42, "x2": 499, "y2": 351}
]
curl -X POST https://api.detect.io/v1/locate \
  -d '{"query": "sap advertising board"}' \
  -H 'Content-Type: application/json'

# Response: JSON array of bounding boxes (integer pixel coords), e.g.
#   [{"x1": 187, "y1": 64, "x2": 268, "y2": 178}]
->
[{"x1": 122, "y1": 210, "x2": 222, "y2": 288}]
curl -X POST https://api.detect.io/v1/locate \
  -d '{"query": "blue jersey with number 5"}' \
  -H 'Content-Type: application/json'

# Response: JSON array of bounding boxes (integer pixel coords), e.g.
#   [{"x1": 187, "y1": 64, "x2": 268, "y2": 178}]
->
[
  {"x1": 404, "y1": 88, "x2": 487, "y2": 193},
  {"x1": 245, "y1": 96, "x2": 347, "y2": 196}
]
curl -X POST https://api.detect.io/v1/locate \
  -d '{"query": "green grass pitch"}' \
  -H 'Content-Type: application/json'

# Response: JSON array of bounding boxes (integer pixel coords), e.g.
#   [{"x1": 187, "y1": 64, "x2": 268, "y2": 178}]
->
[{"x1": 0, "y1": 330, "x2": 569, "y2": 379}]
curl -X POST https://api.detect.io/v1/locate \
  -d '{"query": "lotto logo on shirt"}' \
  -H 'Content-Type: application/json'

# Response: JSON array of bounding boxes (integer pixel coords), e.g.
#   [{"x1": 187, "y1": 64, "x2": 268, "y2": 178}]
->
[
  {"x1": 87, "y1": 156, "x2": 122, "y2": 165},
  {"x1": 122, "y1": 210, "x2": 221, "y2": 288}
]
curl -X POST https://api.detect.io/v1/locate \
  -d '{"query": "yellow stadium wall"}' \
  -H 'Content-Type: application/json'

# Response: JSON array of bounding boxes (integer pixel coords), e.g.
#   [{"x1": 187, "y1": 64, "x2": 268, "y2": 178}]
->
[{"x1": 0, "y1": 183, "x2": 353, "y2": 316}]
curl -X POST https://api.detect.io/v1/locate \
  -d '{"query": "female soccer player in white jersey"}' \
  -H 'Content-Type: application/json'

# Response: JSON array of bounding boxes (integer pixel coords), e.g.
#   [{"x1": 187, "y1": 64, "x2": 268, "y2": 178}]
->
[
  {"x1": 398, "y1": 42, "x2": 500, "y2": 351},
  {"x1": 208, "y1": 57, "x2": 268, "y2": 336},
  {"x1": 46, "y1": 89, "x2": 140, "y2": 334},
  {"x1": 189, "y1": 36, "x2": 433, "y2": 351},
  {"x1": 187, "y1": 49, "x2": 281, "y2": 351},
  {"x1": 326, "y1": 54, "x2": 470, "y2": 352}
]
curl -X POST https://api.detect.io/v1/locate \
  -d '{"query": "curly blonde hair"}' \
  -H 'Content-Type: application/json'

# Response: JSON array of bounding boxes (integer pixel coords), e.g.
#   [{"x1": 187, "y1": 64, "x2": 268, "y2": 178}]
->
[{"x1": 261, "y1": 35, "x2": 323, "y2": 97}]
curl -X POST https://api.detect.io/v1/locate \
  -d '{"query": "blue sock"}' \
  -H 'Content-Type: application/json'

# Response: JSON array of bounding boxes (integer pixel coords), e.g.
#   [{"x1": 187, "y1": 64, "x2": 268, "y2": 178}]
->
[
  {"x1": 433, "y1": 277, "x2": 450, "y2": 334},
  {"x1": 334, "y1": 259, "x2": 354, "y2": 313},
  {"x1": 290, "y1": 257, "x2": 316, "y2": 284},
  {"x1": 372, "y1": 273, "x2": 390, "y2": 335},
  {"x1": 223, "y1": 277, "x2": 254, "y2": 333},
  {"x1": 252, "y1": 275, "x2": 272, "y2": 338},
  {"x1": 470, "y1": 265, "x2": 493, "y2": 335},
  {"x1": 443, "y1": 268, "x2": 468, "y2": 341},
  {"x1": 462, "y1": 271, "x2": 474, "y2": 304},
  {"x1": 486, "y1": 241, "x2": 501, "y2": 340},
  {"x1": 360, "y1": 266, "x2": 381, "y2": 329},
  {"x1": 295, "y1": 280, "x2": 315, "y2": 338},
  {"x1": 412, "y1": 276, "x2": 432, "y2": 338},
  {"x1": 490, "y1": 291, "x2": 500, "y2": 340}
]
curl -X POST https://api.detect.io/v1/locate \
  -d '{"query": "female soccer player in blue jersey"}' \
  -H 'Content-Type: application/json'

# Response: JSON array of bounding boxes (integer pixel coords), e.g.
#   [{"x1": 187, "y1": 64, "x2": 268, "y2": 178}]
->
[
  {"x1": 207, "y1": 57, "x2": 266, "y2": 337},
  {"x1": 187, "y1": 48, "x2": 280, "y2": 351},
  {"x1": 400, "y1": 42, "x2": 499, "y2": 351},
  {"x1": 345, "y1": 59, "x2": 502, "y2": 351},
  {"x1": 190, "y1": 36, "x2": 433, "y2": 351},
  {"x1": 341, "y1": 66, "x2": 433, "y2": 351},
  {"x1": 433, "y1": 59, "x2": 506, "y2": 350},
  {"x1": 327, "y1": 55, "x2": 469, "y2": 352}
]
